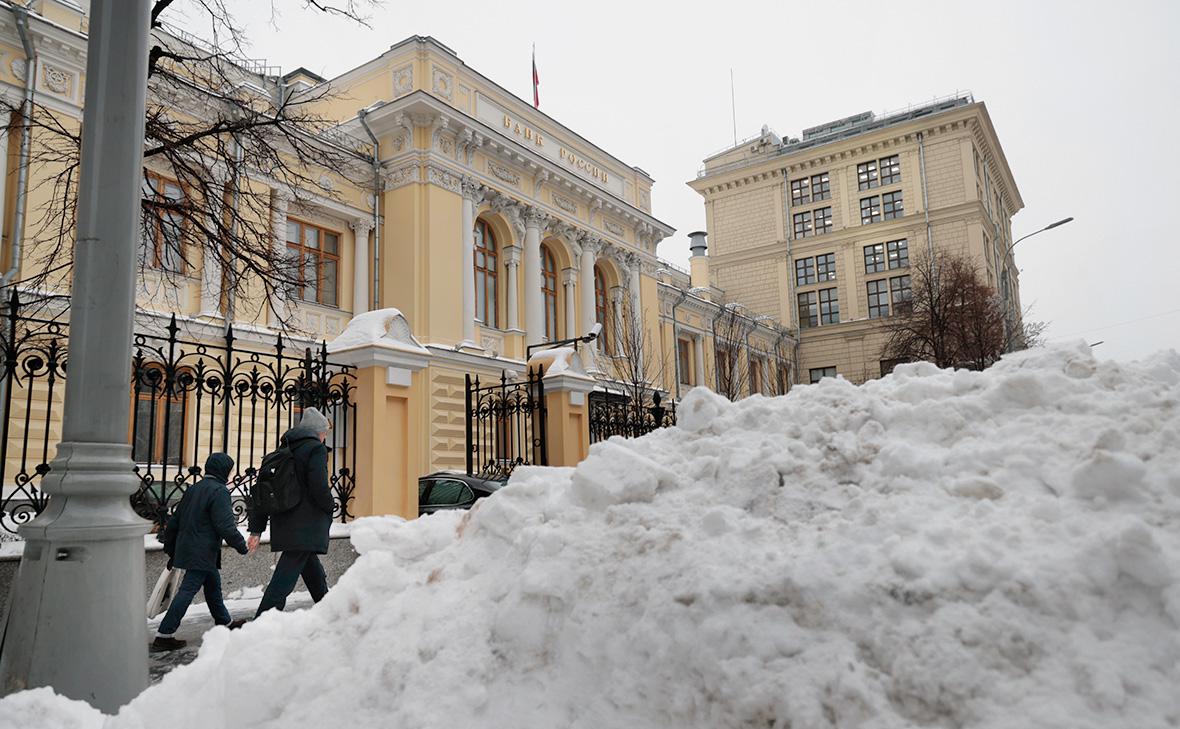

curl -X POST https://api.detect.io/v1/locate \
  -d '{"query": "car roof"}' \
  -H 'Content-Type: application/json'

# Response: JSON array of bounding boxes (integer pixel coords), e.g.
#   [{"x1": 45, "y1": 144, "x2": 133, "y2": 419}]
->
[{"x1": 421, "y1": 471, "x2": 507, "y2": 490}]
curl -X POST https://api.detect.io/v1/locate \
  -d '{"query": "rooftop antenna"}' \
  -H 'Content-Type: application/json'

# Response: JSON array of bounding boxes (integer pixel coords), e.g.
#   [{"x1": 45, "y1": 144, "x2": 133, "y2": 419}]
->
[{"x1": 730, "y1": 68, "x2": 737, "y2": 146}]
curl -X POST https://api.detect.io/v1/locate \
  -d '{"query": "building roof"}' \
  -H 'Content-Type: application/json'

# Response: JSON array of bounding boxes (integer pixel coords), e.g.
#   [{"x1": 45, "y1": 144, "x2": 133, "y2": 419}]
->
[{"x1": 693, "y1": 93, "x2": 1023, "y2": 213}]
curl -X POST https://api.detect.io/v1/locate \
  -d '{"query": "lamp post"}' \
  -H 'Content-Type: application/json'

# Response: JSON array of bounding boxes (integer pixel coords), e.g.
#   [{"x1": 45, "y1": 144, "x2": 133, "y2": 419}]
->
[
  {"x1": 525, "y1": 322, "x2": 602, "y2": 361},
  {"x1": 0, "y1": 0, "x2": 153, "y2": 711},
  {"x1": 1001, "y1": 216, "x2": 1073, "y2": 351},
  {"x1": 1004, "y1": 216, "x2": 1074, "y2": 260}
]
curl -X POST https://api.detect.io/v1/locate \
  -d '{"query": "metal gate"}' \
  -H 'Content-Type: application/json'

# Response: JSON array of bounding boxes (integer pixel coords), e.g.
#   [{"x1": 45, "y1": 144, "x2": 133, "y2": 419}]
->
[
  {"x1": 0, "y1": 290, "x2": 358, "y2": 535},
  {"x1": 465, "y1": 368, "x2": 547, "y2": 479}
]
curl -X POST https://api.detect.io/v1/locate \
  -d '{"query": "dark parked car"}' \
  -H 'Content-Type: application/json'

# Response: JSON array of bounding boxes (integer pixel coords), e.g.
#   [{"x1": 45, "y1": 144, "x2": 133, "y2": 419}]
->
[{"x1": 417, "y1": 472, "x2": 506, "y2": 516}]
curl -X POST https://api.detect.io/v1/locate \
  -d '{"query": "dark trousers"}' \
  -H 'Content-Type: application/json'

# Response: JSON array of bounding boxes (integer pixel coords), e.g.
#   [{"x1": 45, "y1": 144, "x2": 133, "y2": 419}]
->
[
  {"x1": 255, "y1": 551, "x2": 329, "y2": 617},
  {"x1": 158, "y1": 569, "x2": 230, "y2": 636}
]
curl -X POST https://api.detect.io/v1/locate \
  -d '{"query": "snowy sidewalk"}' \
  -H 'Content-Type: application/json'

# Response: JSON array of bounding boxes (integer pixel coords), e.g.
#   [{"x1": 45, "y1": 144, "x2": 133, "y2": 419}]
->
[{"x1": 146, "y1": 589, "x2": 313, "y2": 683}]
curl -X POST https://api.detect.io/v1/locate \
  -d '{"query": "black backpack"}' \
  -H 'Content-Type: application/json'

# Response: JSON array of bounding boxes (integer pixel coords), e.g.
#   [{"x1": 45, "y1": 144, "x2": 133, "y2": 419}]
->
[{"x1": 251, "y1": 444, "x2": 302, "y2": 516}]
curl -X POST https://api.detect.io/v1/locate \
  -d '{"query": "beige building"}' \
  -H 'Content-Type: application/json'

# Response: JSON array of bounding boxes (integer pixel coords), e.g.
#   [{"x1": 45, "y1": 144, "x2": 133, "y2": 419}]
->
[
  {"x1": 689, "y1": 95, "x2": 1024, "y2": 384},
  {"x1": 0, "y1": 4, "x2": 792, "y2": 530}
]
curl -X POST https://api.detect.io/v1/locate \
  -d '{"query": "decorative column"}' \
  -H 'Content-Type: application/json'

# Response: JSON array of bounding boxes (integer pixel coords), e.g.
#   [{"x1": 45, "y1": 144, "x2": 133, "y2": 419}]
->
[
  {"x1": 198, "y1": 182, "x2": 226, "y2": 318},
  {"x1": 693, "y1": 335, "x2": 706, "y2": 387},
  {"x1": 503, "y1": 245, "x2": 521, "y2": 331},
  {"x1": 578, "y1": 235, "x2": 600, "y2": 337},
  {"x1": 577, "y1": 237, "x2": 601, "y2": 370},
  {"x1": 562, "y1": 267, "x2": 578, "y2": 339},
  {"x1": 0, "y1": 0, "x2": 153, "y2": 711},
  {"x1": 625, "y1": 252, "x2": 644, "y2": 370},
  {"x1": 626, "y1": 252, "x2": 644, "y2": 323},
  {"x1": 350, "y1": 218, "x2": 372, "y2": 315},
  {"x1": 610, "y1": 286, "x2": 626, "y2": 354},
  {"x1": 0, "y1": 123, "x2": 10, "y2": 258},
  {"x1": 522, "y1": 207, "x2": 547, "y2": 346},
  {"x1": 269, "y1": 188, "x2": 293, "y2": 328},
  {"x1": 460, "y1": 177, "x2": 484, "y2": 346}
]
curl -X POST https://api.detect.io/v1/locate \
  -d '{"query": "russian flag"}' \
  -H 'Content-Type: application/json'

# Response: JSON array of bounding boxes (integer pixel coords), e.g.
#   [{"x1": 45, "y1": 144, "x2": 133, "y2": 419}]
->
[{"x1": 532, "y1": 45, "x2": 540, "y2": 109}]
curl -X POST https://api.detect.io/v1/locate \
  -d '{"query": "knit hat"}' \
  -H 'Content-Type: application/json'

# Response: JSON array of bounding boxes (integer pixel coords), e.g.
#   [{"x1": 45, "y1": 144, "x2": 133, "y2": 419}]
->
[{"x1": 299, "y1": 407, "x2": 330, "y2": 434}]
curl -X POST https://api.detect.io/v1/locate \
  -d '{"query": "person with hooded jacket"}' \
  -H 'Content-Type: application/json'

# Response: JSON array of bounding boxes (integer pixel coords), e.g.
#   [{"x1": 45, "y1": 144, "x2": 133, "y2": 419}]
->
[
  {"x1": 152, "y1": 452, "x2": 249, "y2": 651},
  {"x1": 247, "y1": 407, "x2": 336, "y2": 616}
]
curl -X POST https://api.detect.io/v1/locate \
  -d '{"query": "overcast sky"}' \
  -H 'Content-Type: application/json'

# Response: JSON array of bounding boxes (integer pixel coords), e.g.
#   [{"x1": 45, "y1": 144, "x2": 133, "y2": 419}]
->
[{"x1": 206, "y1": 0, "x2": 1178, "y2": 362}]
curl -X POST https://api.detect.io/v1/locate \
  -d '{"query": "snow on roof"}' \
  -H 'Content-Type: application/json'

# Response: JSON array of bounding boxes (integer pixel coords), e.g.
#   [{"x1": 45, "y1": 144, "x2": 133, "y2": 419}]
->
[{"x1": 9, "y1": 341, "x2": 1180, "y2": 727}]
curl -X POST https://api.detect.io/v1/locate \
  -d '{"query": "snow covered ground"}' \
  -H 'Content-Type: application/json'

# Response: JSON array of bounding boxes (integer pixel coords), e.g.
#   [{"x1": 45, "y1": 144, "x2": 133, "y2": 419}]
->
[{"x1": 3, "y1": 342, "x2": 1180, "y2": 729}]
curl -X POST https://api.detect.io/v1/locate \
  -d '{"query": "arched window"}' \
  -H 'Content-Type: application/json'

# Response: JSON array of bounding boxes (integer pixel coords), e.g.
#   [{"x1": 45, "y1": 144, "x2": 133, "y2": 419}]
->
[
  {"x1": 474, "y1": 219, "x2": 498, "y2": 328},
  {"x1": 542, "y1": 245, "x2": 558, "y2": 341},
  {"x1": 594, "y1": 266, "x2": 610, "y2": 353}
]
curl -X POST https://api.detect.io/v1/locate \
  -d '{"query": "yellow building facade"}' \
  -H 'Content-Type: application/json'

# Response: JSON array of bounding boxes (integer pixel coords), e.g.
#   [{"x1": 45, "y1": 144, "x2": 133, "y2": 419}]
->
[
  {"x1": 690, "y1": 96, "x2": 1024, "y2": 384},
  {"x1": 0, "y1": 6, "x2": 792, "y2": 526}
]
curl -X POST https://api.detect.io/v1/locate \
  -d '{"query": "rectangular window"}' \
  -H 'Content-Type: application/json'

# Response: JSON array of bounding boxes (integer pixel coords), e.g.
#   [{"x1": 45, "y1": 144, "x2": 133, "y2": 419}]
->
[
  {"x1": 819, "y1": 287, "x2": 839, "y2": 324},
  {"x1": 749, "y1": 358, "x2": 762, "y2": 395},
  {"x1": 142, "y1": 172, "x2": 187, "y2": 273},
  {"x1": 797, "y1": 291, "x2": 818, "y2": 328},
  {"x1": 793, "y1": 210, "x2": 813, "y2": 239},
  {"x1": 887, "y1": 239, "x2": 909, "y2": 269},
  {"x1": 677, "y1": 339, "x2": 693, "y2": 386},
  {"x1": 864, "y1": 243, "x2": 885, "y2": 273},
  {"x1": 813, "y1": 206, "x2": 832, "y2": 235},
  {"x1": 811, "y1": 172, "x2": 830, "y2": 201},
  {"x1": 816, "y1": 253, "x2": 837, "y2": 282},
  {"x1": 883, "y1": 191, "x2": 904, "y2": 220},
  {"x1": 890, "y1": 274, "x2": 912, "y2": 314},
  {"x1": 795, "y1": 257, "x2": 815, "y2": 286},
  {"x1": 879, "y1": 155, "x2": 901, "y2": 185},
  {"x1": 131, "y1": 367, "x2": 187, "y2": 466},
  {"x1": 790, "y1": 177, "x2": 810, "y2": 206},
  {"x1": 860, "y1": 196, "x2": 881, "y2": 225},
  {"x1": 286, "y1": 219, "x2": 341, "y2": 307},
  {"x1": 809, "y1": 366, "x2": 837, "y2": 384},
  {"x1": 867, "y1": 279, "x2": 890, "y2": 318},
  {"x1": 857, "y1": 160, "x2": 879, "y2": 190}
]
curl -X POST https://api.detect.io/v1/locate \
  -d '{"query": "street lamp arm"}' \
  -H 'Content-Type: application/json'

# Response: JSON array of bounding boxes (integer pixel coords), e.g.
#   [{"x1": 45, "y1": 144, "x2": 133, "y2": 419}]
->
[{"x1": 1004, "y1": 216, "x2": 1073, "y2": 258}]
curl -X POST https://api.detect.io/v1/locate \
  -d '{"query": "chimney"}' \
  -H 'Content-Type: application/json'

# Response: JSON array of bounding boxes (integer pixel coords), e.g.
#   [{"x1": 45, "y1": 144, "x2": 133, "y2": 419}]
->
[{"x1": 688, "y1": 231, "x2": 710, "y2": 294}]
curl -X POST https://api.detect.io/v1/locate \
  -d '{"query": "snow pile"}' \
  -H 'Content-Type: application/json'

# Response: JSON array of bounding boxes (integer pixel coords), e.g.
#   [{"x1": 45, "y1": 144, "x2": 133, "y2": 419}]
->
[
  {"x1": 326, "y1": 308, "x2": 427, "y2": 355},
  {"x1": 526, "y1": 345, "x2": 586, "y2": 377},
  {"x1": 6, "y1": 342, "x2": 1180, "y2": 729}
]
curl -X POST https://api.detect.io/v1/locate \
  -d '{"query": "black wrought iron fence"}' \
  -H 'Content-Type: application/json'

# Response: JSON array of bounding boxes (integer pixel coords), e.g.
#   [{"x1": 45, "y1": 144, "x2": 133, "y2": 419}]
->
[
  {"x1": 465, "y1": 368, "x2": 547, "y2": 480},
  {"x1": 588, "y1": 388, "x2": 676, "y2": 443},
  {"x1": 0, "y1": 289, "x2": 357, "y2": 535}
]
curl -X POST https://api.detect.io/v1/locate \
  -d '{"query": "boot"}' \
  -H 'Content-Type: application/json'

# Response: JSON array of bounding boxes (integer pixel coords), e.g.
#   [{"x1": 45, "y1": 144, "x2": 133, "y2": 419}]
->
[
  {"x1": 228, "y1": 618, "x2": 249, "y2": 630},
  {"x1": 151, "y1": 635, "x2": 187, "y2": 652}
]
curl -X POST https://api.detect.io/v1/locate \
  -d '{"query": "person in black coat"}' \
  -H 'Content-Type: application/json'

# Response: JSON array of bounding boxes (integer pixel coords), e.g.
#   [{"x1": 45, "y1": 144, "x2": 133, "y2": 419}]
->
[
  {"x1": 152, "y1": 452, "x2": 249, "y2": 651},
  {"x1": 247, "y1": 407, "x2": 336, "y2": 616}
]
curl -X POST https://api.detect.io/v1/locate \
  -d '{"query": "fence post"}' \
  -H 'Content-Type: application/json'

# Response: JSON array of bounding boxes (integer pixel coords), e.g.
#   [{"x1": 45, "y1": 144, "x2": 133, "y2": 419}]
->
[
  {"x1": 221, "y1": 323, "x2": 234, "y2": 452},
  {"x1": 465, "y1": 373, "x2": 473, "y2": 476}
]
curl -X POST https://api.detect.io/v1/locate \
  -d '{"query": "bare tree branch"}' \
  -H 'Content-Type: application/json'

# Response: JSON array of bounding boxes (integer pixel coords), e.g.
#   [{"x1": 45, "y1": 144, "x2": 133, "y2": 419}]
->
[{"x1": 7, "y1": 1, "x2": 382, "y2": 333}]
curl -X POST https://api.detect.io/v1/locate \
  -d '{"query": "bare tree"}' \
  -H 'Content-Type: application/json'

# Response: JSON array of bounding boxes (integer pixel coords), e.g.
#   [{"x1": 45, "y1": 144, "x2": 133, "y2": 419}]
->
[
  {"x1": 881, "y1": 249, "x2": 1021, "y2": 371},
  {"x1": 599, "y1": 302, "x2": 667, "y2": 407},
  {"x1": 5, "y1": 0, "x2": 379, "y2": 329},
  {"x1": 766, "y1": 332, "x2": 795, "y2": 397},
  {"x1": 1008, "y1": 307, "x2": 1048, "y2": 352},
  {"x1": 710, "y1": 303, "x2": 750, "y2": 400}
]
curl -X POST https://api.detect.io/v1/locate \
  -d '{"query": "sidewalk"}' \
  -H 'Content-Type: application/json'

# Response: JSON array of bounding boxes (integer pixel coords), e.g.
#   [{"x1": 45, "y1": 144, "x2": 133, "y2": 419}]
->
[{"x1": 146, "y1": 587, "x2": 313, "y2": 683}]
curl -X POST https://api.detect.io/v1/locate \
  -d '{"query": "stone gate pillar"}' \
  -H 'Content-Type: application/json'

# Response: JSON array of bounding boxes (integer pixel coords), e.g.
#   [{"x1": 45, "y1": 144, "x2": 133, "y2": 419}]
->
[
  {"x1": 528, "y1": 346, "x2": 596, "y2": 467},
  {"x1": 328, "y1": 309, "x2": 431, "y2": 520}
]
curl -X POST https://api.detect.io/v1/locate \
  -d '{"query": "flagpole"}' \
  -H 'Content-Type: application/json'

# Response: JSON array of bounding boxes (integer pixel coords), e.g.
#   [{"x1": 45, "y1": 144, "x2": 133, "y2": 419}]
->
[{"x1": 532, "y1": 43, "x2": 539, "y2": 109}]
